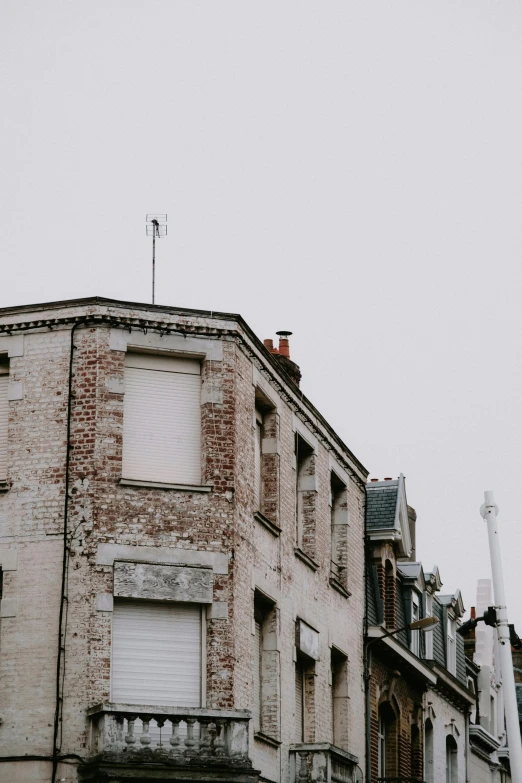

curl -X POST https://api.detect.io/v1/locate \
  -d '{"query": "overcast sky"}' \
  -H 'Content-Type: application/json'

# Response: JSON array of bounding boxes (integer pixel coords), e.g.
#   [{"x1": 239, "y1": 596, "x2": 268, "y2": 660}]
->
[{"x1": 2, "y1": 2, "x2": 522, "y2": 628}]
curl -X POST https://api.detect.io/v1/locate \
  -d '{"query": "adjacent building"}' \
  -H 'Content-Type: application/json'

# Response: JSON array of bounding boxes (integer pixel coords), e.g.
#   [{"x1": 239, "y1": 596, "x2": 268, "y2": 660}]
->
[{"x1": 365, "y1": 476, "x2": 474, "y2": 783}]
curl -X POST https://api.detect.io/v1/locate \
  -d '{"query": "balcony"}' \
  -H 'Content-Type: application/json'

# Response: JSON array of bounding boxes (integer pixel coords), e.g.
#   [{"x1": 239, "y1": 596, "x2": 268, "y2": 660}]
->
[
  {"x1": 81, "y1": 703, "x2": 258, "y2": 782},
  {"x1": 289, "y1": 743, "x2": 359, "y2": 783}
]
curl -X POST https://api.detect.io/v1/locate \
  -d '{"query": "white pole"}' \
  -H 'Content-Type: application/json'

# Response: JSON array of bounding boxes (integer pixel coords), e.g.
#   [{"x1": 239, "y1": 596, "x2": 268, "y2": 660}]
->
[{"x1": 480, "y1": 491, "x2": 522, "y2": 782}]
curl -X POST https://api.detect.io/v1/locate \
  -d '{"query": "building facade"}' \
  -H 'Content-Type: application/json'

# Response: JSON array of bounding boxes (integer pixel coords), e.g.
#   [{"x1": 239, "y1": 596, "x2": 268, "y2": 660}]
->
[
  {"x1": 0, "y1": 297, "x2": 367, "y2": 783},
  {"x1": 365, "y1": 477, "x2": 474, "y2": 783}
]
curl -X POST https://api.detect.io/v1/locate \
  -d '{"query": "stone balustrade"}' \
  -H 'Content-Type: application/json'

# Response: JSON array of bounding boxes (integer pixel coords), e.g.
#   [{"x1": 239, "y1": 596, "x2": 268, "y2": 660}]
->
[
  {"x1": 88, "y1": 703, "x2": 251, "y2": 763},
  {"x1": 289, "y1": 743, "x2": 359, "y2": 783}
]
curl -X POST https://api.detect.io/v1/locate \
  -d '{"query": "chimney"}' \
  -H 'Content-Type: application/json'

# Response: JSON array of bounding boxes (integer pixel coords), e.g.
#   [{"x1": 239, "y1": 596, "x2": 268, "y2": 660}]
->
[
  {"x1": 407, "y1": 505, "x2": 417, "y2": 562},
  {"x1": 263, "y1": 331, "x2": 302, "y2": 386}
]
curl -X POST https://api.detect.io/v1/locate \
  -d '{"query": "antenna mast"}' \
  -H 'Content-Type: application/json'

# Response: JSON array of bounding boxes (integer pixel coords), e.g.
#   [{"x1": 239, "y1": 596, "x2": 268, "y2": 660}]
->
[{"x1": 146, "y1": 214, "x2": 167, "y2": 304}]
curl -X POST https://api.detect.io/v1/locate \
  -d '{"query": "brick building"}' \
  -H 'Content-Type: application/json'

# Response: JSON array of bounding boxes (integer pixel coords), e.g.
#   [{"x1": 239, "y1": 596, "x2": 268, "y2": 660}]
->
[
  {"x1": 0, "y1": 297, "x2": 367, "y2": 783},
  {"x1": 365, "y1": 477, "x2": 474, "y2": 783}
]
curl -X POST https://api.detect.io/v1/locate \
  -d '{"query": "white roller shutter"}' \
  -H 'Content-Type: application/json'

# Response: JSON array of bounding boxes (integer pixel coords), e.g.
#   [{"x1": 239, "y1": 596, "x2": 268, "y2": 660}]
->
[
  {"x1": 112, "y1": 600, "x2": 202, "y2": 707},
  {"x1": 253, "y1": 619, "x2": 262, "y2": 732},
  {"x1": 295, "y1": 661, "x2": 304, "y2": 742},
  {"x1": 0, "y1": 373, "x2": 8, "y2": 482},
  {"x1": 122, "y1": 354, "x2": 201, "y2": 485}
]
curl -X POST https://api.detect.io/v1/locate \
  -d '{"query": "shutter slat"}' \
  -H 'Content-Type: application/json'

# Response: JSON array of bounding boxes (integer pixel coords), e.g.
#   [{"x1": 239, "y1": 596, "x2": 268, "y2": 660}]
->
[
  {"x1": 112, "y1": 601, "x2": 201, "y2": 707},
  {"x1": 0, "y1": 375, "x2": 8, "y2": 481},
  {"x1": 122, "y1": 364, "x2": 201, "y2": 485}
]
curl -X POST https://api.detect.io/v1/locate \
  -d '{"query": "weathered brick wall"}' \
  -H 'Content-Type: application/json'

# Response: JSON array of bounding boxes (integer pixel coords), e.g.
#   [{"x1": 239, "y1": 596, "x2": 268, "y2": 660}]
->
[
  {"x1": 0, "y1": 301, "x2": 368, "y2": 783},
  {"x1": 369, "y1": 655, "x2": 424, "y2": 780}
]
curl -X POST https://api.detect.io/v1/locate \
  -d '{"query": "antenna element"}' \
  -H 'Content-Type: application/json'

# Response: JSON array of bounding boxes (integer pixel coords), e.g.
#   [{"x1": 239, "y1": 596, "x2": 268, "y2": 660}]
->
[{"x1": 146, "y1": 214, "x2": 167, "y2": 304}]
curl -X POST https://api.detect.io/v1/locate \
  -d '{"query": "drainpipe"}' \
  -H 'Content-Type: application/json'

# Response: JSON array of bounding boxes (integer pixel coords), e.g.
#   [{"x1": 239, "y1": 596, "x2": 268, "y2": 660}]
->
[{"x1": 51, "y1": 321, "x2": 81, "y2": 783}]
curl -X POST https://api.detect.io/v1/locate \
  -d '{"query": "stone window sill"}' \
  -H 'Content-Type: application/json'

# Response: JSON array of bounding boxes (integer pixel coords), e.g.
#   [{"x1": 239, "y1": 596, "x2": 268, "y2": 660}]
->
[
  {"x1": 0, "y1": 481, "x2": 9, "y2": 493},
  {"x1": 294, "y1": 548, "x2": 319, "y2": 572},
  {"x1": 120, "y1": 478, "x2": 213, "y2": 493},
  {"x1": 254, "y1": 511, "x2": 281, "y2": 537},
  {"x1": 329, "y1": 575, "x2": 351, "y2": 598},
  {"x1": 254, "y1": 731, "x2": 281, "y2": 749}
]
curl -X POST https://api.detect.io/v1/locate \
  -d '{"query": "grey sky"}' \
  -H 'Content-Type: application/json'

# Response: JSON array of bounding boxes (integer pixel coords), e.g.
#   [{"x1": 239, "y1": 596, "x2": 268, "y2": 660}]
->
[{"x1": 2, "y1": 2, "x2": 522, "y2": 628}]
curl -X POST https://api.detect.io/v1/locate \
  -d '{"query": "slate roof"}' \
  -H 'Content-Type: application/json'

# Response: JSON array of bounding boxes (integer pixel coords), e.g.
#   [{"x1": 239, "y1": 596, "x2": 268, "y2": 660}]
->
[
  {"x1": 366, "y1": 481, "x2": 399, "y2": 530},
  {"x1": 365, "y1": 560, "x2": 467, "y2": 686}
]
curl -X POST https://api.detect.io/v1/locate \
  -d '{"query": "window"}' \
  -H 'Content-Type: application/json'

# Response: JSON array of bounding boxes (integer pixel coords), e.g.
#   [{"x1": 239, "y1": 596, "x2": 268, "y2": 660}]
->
[
  {"x1": 378, "y1": 711, "x2": 386, "y2": 778},
  {"x1": 425, "y1": 719, "x2": 434, "y2": 783},
  {"x1": 445, "y1": 735, "x2": 457, "y2": 783},
  {"x1": 331, "y1": 647, "x2": 349, "y2": 749},
  {"x1": 122, "y1": 353, "x2": 201, "y2": 485},
  {"x1": 378, "y1": 703, "x2": 398, "y2": 778},
  {"x1": 490, "y1": 694, "x2": 496, "y2": 736},
  {"x1": 384, "y1": 560, "x2": 396, "y2": 629},
  {"x1": 254, "y1": 409, "x2": 263, "y2": 513},
  {"x1": 253, "y1": 393, "x2": 279, "y2": 527},
  {"x1": 447, "y1": 617, "x2": 456, "y2": 675},
  {"x1": 295, "y1": 433, "x2": 316, "y2": 559},
  {"x1": 467, "y1": 678, "x2": 477, "y2": 724},
  {"x1": 330, "y1": 471, "x2": 349, "y2": 591},
  {"x1": 295, "y1": 652, "x2": 315, "y2": 743},
  {"x1": 410, "y1": 595, "x2": 420, "y2": 656},
  {"x1": 0, "y1": 356, "x2": 8, "y2": 483},
  {"x1": 295, "y1": 619, "x2": 318, "y2": 743},
  {"x1": 253, "y1": 592, "x2": 279, "y2": 741},
  {"x1": 295, "y1": 655, "x2": 305, "y2": 743},
  {"x1": 425, "y1": 594, "x2": 434, "y2": 659},
  {"x1": 411, "y1": 724, "x2": 421, "y2": 779},
  {"x1": 111, "y1": 600, "x2": 203, "y2": 707}
]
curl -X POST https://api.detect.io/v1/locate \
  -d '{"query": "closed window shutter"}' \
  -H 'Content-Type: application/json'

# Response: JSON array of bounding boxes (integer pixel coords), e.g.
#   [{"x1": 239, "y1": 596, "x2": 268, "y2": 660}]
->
[
  {"x1": 254, "y1": 421, "x2": 262, "y2": 511},
  {"x1": 112, "y1": 600, "x2": 202, "y2": 707},
  {"x1": 295, "y1": 661, "x2": 304, "y2": 742},
  {"x1": 122, "y1": 354, "x2": 201, "y2": 485},
  {"x1": 0, "y1": 373, "x2": 8, "y2": 482},
  {"x1": 253, "y1": 619, "x2": 262, "y2": 732}
]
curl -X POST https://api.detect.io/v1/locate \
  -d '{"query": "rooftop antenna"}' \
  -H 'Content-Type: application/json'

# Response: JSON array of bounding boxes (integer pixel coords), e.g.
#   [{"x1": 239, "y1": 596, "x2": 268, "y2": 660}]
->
[{"x1": 146, "y1": 214, "x2": 167, "y2": 304}]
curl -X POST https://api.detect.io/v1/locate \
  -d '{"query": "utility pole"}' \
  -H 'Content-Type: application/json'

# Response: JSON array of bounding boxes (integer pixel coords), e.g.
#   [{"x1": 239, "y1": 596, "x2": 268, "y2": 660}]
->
[{"x1": 480, "y1": 491, "x2": 522, "y2": 781}]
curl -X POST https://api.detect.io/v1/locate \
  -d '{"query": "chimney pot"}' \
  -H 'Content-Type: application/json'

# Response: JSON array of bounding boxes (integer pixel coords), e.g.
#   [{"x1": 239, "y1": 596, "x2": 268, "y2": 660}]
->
[
  {"x1": 370, "y1": 478, "x2": 379, "y2": 482},
  {"x1": 384, "y1": 477, "x2": 393, "y2": 481},
  {"x1": 276, "y1": 330, "x2": 292, "y2": 358}
]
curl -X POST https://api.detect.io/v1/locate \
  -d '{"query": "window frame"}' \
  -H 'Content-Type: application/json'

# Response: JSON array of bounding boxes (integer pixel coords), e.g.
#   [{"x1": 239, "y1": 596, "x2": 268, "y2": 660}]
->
[{"x1": 121, "y1": 351, "x2": 204, "y2": 489}]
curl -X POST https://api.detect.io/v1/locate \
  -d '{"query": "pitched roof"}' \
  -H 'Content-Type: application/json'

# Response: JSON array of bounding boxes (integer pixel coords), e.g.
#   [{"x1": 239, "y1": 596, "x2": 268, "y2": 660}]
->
[{"x1": 366, "y1": 481, "x2": 399, "y2": 530}]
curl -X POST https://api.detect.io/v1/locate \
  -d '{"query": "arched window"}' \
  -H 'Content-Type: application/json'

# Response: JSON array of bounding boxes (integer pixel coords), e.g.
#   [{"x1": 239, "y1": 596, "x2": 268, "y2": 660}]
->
[
  {"x1": 425, "y1": 719, "x2": 434, "y2": 783},
  {"x1": 446, "y1": 735, "x2": 458, "y2": 783},
  {"x1": 378, "y1": 702, "x2": 398, "y2": 778}
]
